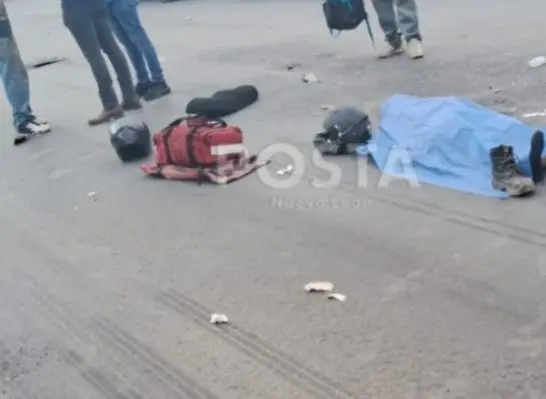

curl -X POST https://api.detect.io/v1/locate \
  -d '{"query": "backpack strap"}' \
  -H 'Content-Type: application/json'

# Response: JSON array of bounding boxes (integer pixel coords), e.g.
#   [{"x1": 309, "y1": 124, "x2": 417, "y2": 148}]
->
[{"x1": 363, "y1": 17, "x2": 375, "y2": 49}]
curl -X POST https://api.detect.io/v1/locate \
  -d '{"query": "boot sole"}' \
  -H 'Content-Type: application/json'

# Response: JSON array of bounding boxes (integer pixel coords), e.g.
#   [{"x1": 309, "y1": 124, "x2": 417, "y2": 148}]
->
[
  {"x1": 529, "y1": 130, "x2": 544, "y2": 183},
  {"x1": 492, "y1": 179, "x2": 535, "y2": 197}
]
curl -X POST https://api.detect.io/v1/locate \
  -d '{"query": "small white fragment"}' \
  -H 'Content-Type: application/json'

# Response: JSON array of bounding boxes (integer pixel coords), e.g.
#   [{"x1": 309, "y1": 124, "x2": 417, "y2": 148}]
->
[
  {"x1": 327, "y1": 293, "x2": 347, "y2": 302},
  {"x1": 210, "y1": 313, "x2": 229, "y2": 325},
  {"x1": 523, "y1": 111, "x2": 546, "y2": 118},
  {"x1": 528, "y1": 56, "x2": 546, "y2": 68},
  {"x1": 302, "y1": 72, "x2": 319, "y2": 83},
  {"x1": 304, "y1": 281, "x2": 334, "y2": 293},
  {"x1": 276, "y1": 164, "x2": 295, "y2": 176},
  {"x1": 87, "y1": 191, "x2": 97, "y2": 198}
]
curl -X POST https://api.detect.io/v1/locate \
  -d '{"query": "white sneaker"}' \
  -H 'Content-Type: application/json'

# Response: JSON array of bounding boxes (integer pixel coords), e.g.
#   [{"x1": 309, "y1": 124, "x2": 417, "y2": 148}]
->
[
  {"x1": 377, "y1": 42, "x2": 404, "y2": 59},
  {"x1": 15, "y1": 120, "x2": 51, "y2": 140},
  {"x1": 31, "y1": 115, "x2": 48, "y2": 125},
  {"x1": 406, "y1": 39, "x2": 424, "y2": 59}
]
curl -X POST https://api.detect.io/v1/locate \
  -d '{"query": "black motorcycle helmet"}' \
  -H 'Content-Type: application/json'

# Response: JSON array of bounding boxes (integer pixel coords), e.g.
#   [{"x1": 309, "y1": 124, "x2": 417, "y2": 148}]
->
[
  {"x1": 110, "y1": 119, "x2": 152, "y2": 162},
  {"x1": 313, "y1": 106, "x2": 372, "y2": 155}
]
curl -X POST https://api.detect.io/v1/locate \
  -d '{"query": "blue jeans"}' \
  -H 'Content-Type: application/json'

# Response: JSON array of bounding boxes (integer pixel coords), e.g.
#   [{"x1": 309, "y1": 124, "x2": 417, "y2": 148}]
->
[
  {"x1": 107, "y1": 0, "x2": 165, "y2": 85},
  {"x1": 372, "y1": 0, "x2": 421, "y2": 44},
  {"x1": 0, "y1": 37, "x2": 34, "y2": 129}
]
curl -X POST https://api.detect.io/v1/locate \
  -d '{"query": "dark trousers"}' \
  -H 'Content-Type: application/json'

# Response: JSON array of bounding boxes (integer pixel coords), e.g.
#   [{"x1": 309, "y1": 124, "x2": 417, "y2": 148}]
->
[
  {"x1": 108, "y1": 0, "x2": 165, "y2": 85},
  {"x1": 63, "y1": 3, "x2": 136, "y2": 109}
]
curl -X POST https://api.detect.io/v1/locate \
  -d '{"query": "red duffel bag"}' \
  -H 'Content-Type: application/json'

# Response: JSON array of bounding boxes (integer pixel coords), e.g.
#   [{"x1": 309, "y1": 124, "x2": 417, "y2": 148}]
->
[{"x1": 152, "y1": 116, "x2": 246, "y2": 168}]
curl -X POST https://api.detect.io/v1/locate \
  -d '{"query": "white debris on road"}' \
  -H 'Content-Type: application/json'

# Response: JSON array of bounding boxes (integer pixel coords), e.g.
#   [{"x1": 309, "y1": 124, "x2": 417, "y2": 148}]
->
[
  {"x1": 523, "y1": 110, "x2": 546, "y2": 118},
  {"x1": 304, "y1": 281, "x2": 334, "y2": 293},
  {"x1": 302, "y1": 72, "x2": 319, "y2": 83},
  {"x1": 210, "y1": 313, "x2": 229, "y2": 325},
  {"x1": 528, "y1": 56, "x2": 546, "y2": 68},
  {"x1": 276, "y1": 164, "x2": 294, "y2": 176},
  {"x1": 327, "y1": 293, "x2": 347, "y2": 302}
]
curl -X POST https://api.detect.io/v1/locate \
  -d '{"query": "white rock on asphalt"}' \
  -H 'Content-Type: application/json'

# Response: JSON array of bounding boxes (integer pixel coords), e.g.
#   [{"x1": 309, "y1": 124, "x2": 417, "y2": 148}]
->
[
  {"x1": 302, "y1": 72, "x2": 319, "y2": 83},
  {"x1": 528, "y1": 56, "x2": 546, "y2": 68},
  {"x1": 327, "y1": 293, "x2": 347, "y2": 302},
  {"x1": 210, "y1": 313, "x2": 229, "y2": 325},
  {"x1": 304, "y1": 281, "x2": 334, "y2": 293}
]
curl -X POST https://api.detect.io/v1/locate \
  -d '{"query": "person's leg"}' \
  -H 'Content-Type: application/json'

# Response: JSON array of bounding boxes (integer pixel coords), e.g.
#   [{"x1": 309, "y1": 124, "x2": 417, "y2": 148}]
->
[
  {"x1": 63, "y1": 9, "x2": 123, "y2": 125},
  {"x1": 107, "y1": 1, "x2": 151, "y2": 96},
  {"x1": 0, "y1": 37, "x2": 50, "y2": 137},
  {"x1": 91, "y1": 5, "x2": 141, "y2": 109},
  {"x1": 371, "y1": 0, "x2": 403, "y2": 59},
  {"x1": 395, "y1": 0, "x2": 424, "y2": 59},
  {"x1": 112, "y1": 0, "x2": 170, "y2": 101}
]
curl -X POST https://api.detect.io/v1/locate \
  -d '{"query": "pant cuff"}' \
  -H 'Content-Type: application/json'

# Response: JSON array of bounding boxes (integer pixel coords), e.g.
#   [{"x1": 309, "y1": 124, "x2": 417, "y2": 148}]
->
[{"x1": 405, "y1": 33, "x2": 422, "y2": 42}]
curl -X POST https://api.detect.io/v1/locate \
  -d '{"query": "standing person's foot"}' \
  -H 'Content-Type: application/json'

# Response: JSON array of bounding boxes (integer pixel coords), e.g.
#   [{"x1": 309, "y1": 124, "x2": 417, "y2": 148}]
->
[
  {"x1": 88, "y1": 106, "x2": 124, "y2": 126},
  {"x1": 135, "y1": 81, "x2": 152, "y2": 98},
  {"x1": 529, "y1": 130, "x2": 545, "y2": 183},
  {"x1": 143, "y1": 81, "x2": 171, "y2": 101},
  {"x1": 406, "y1": 38, "x2": 424, "y2": 59},
  {"x1": 122, "y1": 97, "x2": 143, "y2": 111},
  {"x1": 30, "y1": 115, "x2": 50, "y2": 126},
  {"x1": 377, "y1": 40, "x2": 404, "y2": 59},
  {"x1": 14, "y1": 119, "x2": 52, "y2": 144}
]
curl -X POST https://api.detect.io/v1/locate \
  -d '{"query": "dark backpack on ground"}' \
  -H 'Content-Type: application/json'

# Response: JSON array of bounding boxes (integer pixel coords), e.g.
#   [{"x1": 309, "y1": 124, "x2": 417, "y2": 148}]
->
[{"x1": 322, "y1": 0, "x2": 375, "y2": 45}]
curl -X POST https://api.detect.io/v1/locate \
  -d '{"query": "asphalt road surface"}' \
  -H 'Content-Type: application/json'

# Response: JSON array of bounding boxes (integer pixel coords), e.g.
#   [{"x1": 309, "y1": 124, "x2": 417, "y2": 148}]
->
[{"x1": 1, "y1": 0, "x2": 546, "y2": 398}]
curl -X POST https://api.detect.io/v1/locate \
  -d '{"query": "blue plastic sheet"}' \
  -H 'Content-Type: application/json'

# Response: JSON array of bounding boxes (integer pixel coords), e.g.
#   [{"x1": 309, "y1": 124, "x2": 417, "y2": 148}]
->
[{"x1": 357, "y1": 95, "x2": 546, "y2": 199}]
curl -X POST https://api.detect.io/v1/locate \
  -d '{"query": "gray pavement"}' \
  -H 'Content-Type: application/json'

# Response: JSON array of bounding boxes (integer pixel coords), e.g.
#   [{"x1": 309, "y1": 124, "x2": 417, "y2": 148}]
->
[{"x1": 1, "y1": 0, "x2": 546, "y2": 398}]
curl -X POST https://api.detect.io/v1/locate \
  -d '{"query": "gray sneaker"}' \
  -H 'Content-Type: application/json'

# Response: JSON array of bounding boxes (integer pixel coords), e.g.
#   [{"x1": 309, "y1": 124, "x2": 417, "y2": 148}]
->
[
  {"x1": 406, "y1": 38, "x2": 424, "y2": 59},
  {"x1": 377, "y1": 41, "x2": 404, "y2": 59}
]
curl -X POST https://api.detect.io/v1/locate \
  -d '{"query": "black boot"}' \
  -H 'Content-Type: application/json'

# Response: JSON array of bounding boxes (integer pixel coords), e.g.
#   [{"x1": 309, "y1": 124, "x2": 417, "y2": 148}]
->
[
  {"x1": 529, "y1": 130, "x2": 544, "y2": 183},
  {"x1": 490, "y1": 145, "x2": 535, "y2": 197}
]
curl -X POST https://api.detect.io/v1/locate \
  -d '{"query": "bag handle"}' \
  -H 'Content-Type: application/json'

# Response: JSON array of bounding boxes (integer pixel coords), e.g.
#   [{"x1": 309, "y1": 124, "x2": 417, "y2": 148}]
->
[
  {"x1": 162, "y1": 117, "x2": 188, "y2": 134},
  {"x1": 162, "y1": 116, "x2": 228, "y2": 134}
]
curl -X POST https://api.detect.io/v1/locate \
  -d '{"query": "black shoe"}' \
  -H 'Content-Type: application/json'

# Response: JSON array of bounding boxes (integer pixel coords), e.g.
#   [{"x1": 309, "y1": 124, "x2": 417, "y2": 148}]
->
[
  {"x1": 529, "y1": 130, "x2": 544, "y2": 183},
  {"x1": 143, "y1": 81, "x2": 171, "y2": 102},
  {"x1": 135, "y1": 82, "x2": 151, "y2": 98},
  {"x1": 490, "y1": 145, "x2": 535, "y2": 197},
  {"x1": 122, "y1": 97, "x2": 143, "y2": 111}
]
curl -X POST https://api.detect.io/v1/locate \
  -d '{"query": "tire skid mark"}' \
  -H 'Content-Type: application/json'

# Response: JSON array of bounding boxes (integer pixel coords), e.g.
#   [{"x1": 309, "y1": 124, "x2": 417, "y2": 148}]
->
[
  {"x1": 62, "y1": 350, "x2": 135, "y2": 399},
  {"x1": 23, "y1": 271, "x2": 217, "y2": 399},
  {"x1": 336, "y1": 182, "x2": 546, "y2": 249},
  {"x1": 27, "y1": 282, "x2": 152, "y2": 399},
  {"x1": 156, "y1": 290, "x2": 358, "y2": 399},
  {"x1": 91, "y1": 316, "x2": 217, "y2": 399}
]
